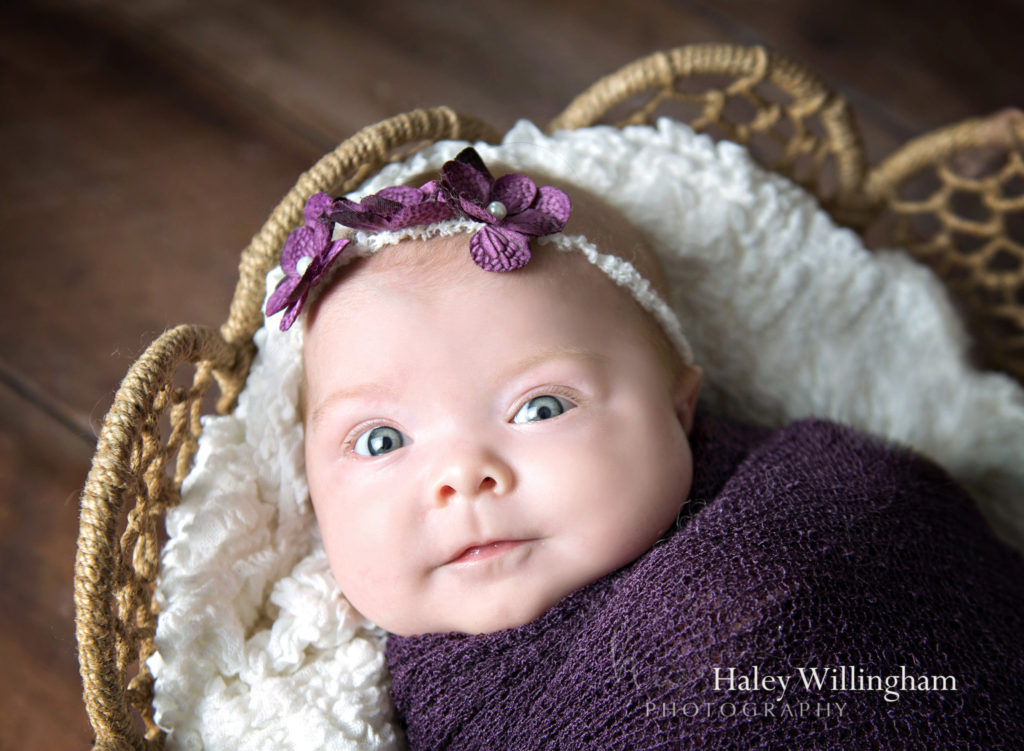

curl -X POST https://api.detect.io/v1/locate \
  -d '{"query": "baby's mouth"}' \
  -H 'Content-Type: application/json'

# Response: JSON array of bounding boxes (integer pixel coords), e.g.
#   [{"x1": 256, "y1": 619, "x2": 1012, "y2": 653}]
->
[{"x1": 445, "y1": 539, "x2": 531, "y2": 565}]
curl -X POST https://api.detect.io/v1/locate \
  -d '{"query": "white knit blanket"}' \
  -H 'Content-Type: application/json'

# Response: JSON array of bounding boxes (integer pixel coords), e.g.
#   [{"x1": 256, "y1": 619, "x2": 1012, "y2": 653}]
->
[{"x1": 149, "y1": 119, "x2": 1024, "y2": 750}]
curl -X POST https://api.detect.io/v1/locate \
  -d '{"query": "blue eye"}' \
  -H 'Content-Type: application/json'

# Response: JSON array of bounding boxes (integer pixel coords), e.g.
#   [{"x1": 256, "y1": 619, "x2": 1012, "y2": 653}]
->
[
  {"x1": 353, "y1": 425, "x2": 406, "y2": 456},
  {"x1": 512, "y1": 395, "x2": 572, "y2": 424}
]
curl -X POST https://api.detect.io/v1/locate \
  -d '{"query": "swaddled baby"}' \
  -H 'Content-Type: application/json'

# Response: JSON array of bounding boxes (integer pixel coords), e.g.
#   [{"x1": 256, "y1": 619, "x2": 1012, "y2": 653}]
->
[{"x1": 266, "y1": 147, "x2": 1024, "y2": 749}]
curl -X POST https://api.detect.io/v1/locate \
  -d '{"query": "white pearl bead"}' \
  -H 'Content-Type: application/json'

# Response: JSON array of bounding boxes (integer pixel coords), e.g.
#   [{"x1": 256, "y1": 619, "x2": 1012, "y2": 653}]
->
[
  {"x1": 486, "y1": 201, "x2": 508, "y2": 221},
  {"x1": 296, "y1": 256, "x2": 312, "y2": 275}
]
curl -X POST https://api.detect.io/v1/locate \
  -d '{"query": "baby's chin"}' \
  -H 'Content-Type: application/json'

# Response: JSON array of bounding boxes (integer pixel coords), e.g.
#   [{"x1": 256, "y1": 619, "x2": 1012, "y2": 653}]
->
[
  {"x1": 381, "y1": 585, "x2": 574, "y2": 637},
  {"x1": 453, "y1": 596, "x2": 560, "y2": 636}
]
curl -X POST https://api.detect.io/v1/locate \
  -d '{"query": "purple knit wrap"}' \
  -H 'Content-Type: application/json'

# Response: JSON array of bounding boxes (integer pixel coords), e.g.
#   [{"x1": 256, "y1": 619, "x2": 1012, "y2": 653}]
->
[{"x1": 386, "y1": 413, "x2": 1024, "y2": 749}]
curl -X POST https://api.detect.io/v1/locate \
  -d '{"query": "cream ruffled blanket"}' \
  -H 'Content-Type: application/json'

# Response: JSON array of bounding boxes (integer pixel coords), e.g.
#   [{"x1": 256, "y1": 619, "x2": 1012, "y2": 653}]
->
[{"x1": 149, "y1": 119, "x2": 1024, "y2": 750}]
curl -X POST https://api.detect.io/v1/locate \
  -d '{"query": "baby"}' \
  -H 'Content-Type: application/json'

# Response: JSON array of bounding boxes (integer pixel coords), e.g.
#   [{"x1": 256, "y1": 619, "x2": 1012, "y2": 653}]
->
[
  {"x1": 266, "y1": 148, "x2": 1024, "y2": 748},
  {"x1": 300, "y1": 163, "x2": 702, "y2": 637}
]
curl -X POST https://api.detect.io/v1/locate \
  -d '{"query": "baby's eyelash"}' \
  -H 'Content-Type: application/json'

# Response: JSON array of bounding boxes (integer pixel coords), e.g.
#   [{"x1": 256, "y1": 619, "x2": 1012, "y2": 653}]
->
[
  {"x1": 537, "y1": 385, "x2": 582, "y2": 402},
  {"x1": 341, "y1": 420, "x2": 394, "y2": 453},
  {"x1": 510, "y1": 385, "x2": 583, "y2": 415}
]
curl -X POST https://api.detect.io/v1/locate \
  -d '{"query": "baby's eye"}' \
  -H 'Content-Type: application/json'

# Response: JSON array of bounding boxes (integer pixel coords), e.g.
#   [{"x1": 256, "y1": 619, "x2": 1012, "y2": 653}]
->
[
  {"x1": 512, "y1": 395, "x2": 573, "y2": 424},
  {"x1": 353, "y1": 425, "x2": 406, "y2": 456}
]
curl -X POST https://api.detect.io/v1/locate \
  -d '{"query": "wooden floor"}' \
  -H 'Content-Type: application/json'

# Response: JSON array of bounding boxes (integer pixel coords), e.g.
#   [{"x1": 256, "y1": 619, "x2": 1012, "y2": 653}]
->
[{"x1": 2, "y1": 0, "x2": 1022, "y2": 746}]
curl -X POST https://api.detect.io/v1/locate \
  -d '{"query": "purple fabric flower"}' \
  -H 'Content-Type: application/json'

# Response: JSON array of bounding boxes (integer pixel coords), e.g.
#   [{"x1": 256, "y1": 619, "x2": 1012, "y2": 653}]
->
[
  {"x1": 440, "y1": 148, "x2": 572, "y2": 271},
  {"x1": 265, "y1": 149, "x2": 574, "y2": 329},
  {"x1": 329, "y1": 185, "x2": 454, "y2": 231},
  {"x1": 265, "y1": 193, "x2": 350, "y2": 331}
]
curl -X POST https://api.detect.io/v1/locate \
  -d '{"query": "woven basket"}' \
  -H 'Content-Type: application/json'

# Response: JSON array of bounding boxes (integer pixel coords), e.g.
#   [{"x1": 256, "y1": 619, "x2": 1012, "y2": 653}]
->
[{"x1": 73, "y1": 43, "x2": 1024, "y2": 750}]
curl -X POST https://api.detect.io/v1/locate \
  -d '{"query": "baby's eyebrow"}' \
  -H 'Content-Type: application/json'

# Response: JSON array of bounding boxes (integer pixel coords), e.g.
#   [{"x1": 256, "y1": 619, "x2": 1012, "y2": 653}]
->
[
  {"x1": 499, "y1": 346, "x2": 607, "y2": 381},
  {"x1": 309, "y1": 346, "x2": 606, "y2": 428},
  {"x1": 309, "y1": 381, "x2": 399, "y2": 428}
]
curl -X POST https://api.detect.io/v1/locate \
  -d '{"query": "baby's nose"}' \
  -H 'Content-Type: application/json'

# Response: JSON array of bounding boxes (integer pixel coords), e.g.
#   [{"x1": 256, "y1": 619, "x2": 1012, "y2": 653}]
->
[{"x1": 433, "y1": 447, "x2": 514, "y2": 505}]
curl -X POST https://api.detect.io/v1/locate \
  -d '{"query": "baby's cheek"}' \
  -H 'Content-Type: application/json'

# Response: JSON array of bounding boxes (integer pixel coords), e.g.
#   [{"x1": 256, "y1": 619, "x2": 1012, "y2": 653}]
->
[
  {"x1": 320, "y1": 530, "x2": 391, "y2": 622},
  {"x1": 311, "y1": 500, "x2": 349, "y2": 577},
  {"x1": 653, "y1": 427, "x2": 694, "y2": 505},
  {"x1": 624, "y1": 415, "x2": 692, "y2": 526},
  {"x1": 312, "y1": 493, "x2": 420, "y2": 628},
  {"x1": 308, "y1": 481, "x2": 365, "y2": 584}
]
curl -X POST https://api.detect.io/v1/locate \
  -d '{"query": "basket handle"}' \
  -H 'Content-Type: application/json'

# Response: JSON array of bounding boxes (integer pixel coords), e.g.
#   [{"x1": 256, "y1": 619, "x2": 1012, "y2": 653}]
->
[{"x1": 549, "y1": 43, "x2": 868, "y2": 212}]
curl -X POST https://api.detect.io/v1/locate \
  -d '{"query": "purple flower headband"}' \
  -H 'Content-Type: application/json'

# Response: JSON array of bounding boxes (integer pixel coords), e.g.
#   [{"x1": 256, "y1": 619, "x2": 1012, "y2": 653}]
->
[{"x1": 265, "y1": 148, "x2": 572, "y2": 331}]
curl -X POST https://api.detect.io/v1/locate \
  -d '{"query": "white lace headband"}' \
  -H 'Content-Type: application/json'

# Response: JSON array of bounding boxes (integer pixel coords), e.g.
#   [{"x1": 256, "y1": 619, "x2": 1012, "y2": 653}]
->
[{"x1": 264, "y1": 147, "x2": 694, "y2": 365}]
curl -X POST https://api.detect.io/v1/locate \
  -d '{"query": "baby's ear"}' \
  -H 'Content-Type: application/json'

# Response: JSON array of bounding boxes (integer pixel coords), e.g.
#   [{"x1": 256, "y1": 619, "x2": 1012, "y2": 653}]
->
[{"x1": 673, "y1": 365, "x2": 703, "y2": 435}]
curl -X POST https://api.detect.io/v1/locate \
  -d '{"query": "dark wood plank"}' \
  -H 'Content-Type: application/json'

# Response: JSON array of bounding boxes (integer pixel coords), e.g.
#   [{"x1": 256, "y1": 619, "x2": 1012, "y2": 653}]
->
[
  {"x1": 60, "y1": 0, "x2": 1024, "y2": 167},
  {"x1": 0, "y1": 385, "x2": 95, "y2": 749},
  {"x1": 53, "y1": 0, "x2": 733, "y2": 146},
  {"x1": 0, "y1": 4, "x2": 318, "y2": 437}
]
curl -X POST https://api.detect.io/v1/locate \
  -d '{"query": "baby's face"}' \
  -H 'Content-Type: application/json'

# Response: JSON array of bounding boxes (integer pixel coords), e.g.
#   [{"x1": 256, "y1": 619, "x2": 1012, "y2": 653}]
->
[{"x1": 303, "y1": 236, "x2": 701, "y2": 635}]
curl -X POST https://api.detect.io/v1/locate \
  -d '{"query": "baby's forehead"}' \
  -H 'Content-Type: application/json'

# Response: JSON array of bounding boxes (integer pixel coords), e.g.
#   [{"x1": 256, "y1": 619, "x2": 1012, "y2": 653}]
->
[
  {"x1": 306, "y1": 230, "x2": 679, "y2": 370},
  {"x1": 319, "y1": 232, "x2": 617, "y2": 307}
]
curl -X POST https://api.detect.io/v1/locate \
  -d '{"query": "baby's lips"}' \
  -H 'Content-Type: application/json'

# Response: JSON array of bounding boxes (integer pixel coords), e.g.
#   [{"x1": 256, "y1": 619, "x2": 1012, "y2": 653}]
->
[{"x1": 443, "y1": 538, "x2": 533, "y2": 565}]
